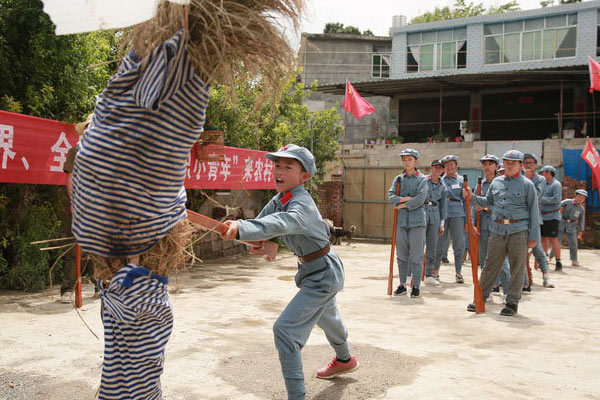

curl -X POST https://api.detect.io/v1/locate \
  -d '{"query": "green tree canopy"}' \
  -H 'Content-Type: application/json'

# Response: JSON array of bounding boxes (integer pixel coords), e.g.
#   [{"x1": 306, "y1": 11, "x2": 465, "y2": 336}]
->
[
  {"x1": 541, "y1": 0, "x2": 581, "y2": 6},
  {"x1": 0, "y1": 0, "x2": 118, "y2": 122},
  {"x1": 323, "y1": 22, "x2": 375, "y2": 36},
  {"x1": 205, "y1": 74, "x2": 343, "y2": 183},
  {"x1": 410, "y1": 0, "x2": 520, "y2": 24}
]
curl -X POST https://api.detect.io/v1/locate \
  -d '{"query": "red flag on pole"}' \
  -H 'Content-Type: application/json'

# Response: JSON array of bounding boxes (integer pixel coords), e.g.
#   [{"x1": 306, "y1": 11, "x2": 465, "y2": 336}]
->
[
  {"x1": 589, "y1": 58, "x2": 600, "y2": 93},
  {"x1": 342, "y1": 80, "x2": 375, "y2": 121},
  {"x1": 581, "y1": 137, "x2": 600, "y2": 189}
]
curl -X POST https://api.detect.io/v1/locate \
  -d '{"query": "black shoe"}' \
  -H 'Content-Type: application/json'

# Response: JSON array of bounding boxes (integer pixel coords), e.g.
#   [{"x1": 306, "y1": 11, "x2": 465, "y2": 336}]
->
[
  {"x1": 467, "y1": 303, "x2": 476, "y2": 312},
  {"x1": 442, "y1": 257, "x2": 450, "y2": 264},
  {"x1": 555, "y1": 261, "x2": 563, "y2": 271},
  {"x1": 500, "y1": 303, "x2": 518, "y2": 316},
  {"x1": 410, "y1": 287, "x2": 420, "y2": 298},
  {"x1": 492, "y1": 286, "x2": 500, "y2": 293},
  {"x1": 522, "y1": 286, "x2": 531, "y2": 293},
  {"x1": 393, "y1": 285, "x2": 407, "y2": 296},
  {"x1": 455, "y1": 274, "x2": 464, "y2": 284}
]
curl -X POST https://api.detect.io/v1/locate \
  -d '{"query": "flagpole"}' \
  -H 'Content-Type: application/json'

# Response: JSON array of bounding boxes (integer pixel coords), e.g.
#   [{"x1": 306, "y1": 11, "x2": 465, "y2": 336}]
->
[{"x1": 593, "y1": 92, "x2": 597, "y2": 138}]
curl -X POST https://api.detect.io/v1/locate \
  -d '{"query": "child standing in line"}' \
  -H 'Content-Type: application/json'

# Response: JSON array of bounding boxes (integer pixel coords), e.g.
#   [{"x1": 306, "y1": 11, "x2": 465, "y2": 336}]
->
[
  {"x1": 424, "y1": 159, "x2": 447, "y2": 286},
  {"x1": 388, "y1": 148, "x2": 428, "y2": 297},
  {"x1": 557, "y1": 189, "x2": 588, "y2": 266},
  {"x1": 222, "y1": 144, "x2": 358, "y2": 400}
]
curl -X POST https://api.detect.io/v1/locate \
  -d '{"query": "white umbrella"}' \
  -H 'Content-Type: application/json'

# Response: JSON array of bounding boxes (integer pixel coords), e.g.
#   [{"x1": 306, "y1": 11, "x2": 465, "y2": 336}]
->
[{"x1": 42, "y1": 0, "x2": 190, "y2": 35}]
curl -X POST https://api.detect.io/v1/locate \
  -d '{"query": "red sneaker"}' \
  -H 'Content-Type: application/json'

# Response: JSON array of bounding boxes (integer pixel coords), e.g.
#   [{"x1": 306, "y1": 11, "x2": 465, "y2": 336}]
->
[{"x1": 316, "y1": 355, "x2": 359, "y2": 379}]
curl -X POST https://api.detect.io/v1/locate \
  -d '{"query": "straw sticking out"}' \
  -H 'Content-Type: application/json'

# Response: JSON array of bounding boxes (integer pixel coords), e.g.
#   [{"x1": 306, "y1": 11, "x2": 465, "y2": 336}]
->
[{"x1": 126, "y1": 0, "x2": 304, "y2": 90}]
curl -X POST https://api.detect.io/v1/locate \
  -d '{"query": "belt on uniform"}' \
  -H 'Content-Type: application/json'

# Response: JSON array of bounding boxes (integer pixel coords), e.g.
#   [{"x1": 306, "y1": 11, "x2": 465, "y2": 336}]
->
[
  {"x1": 297, "y1": 244, "x2": 331, "y2": 264},
  {"x1": 494, "y1": 218, "x2": 525, "y2": 224},
  {"x1": 448, "y1": 198, "x2": 461, "y2": 202},
  {"x1": 564, "y1": 218, "x2": 576, "y2": 223},
  {"x1": 541, "y1": 209, "x2": 560, "y2": 215},
  {"x1": 424, "y1": 201, "x2": 437, "y2": 206}
]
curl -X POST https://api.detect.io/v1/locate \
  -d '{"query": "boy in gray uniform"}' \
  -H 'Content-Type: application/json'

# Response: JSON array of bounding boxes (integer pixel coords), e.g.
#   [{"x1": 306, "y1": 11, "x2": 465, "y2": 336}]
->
[
  {"x1": 464, "y1": 150, "x2": 541, "y2": 316},
  {"x1": 522, "y1": 153, "x2": 554, "y2": 288},
  {"x1": 222, "y1": 144, "x2": 358, "y2": 400},
  {"x1": 557, "y1": 189, "x2": 587, "y2": 266},
  {"x1": 539, "y1": 165, "x2": 563, "y2": 270},
  {"x1": 436, "y1": 155, "x2": 467, "y2": 283},
  {"x1": 388, "y1": 148, "x2": 428, "y2": 297},
  {"x1": 424, "y1": 159, "x2": 447, "y2": 286}
]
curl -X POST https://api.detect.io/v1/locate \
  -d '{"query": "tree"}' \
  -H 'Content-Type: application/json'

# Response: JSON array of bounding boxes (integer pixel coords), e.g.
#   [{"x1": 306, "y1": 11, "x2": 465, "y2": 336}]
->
[
  {"x1": 205, "y1": 74, "x2": 343, "y2": 183},
  {"x1": 323, "y1": 22, "x2": 374, "y2": 36},
  {"x1": 541, "y1": 0, "x2": 581, "y2": 6},
  {"x1": 0, "y1": 0, "x2": 119, "y2": 290},
  {"x1": 0, "y1": 0, "x2": 118, "y2": 122},
  {"x1": 410, "y1": 0, "x2": 520, "y2": 24}
]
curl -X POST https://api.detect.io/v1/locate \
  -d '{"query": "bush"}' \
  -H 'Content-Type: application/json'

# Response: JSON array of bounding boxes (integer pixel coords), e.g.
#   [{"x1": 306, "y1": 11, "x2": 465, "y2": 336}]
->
[{"x1": 0, "y1": 202, "x2": 62, "y2": 291}]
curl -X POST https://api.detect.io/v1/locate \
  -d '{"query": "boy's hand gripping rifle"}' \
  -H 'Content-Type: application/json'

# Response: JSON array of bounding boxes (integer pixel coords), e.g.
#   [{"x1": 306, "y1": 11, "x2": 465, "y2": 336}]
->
[{"x1": 187, "y1": 210, "x2": 278, "y2": 262}]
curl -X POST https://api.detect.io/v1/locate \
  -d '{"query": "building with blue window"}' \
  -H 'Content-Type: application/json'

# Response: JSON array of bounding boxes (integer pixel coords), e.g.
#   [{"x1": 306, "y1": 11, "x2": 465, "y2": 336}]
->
[{"x1": 319, "y1": 1, "x2": 600, "y2": 143}]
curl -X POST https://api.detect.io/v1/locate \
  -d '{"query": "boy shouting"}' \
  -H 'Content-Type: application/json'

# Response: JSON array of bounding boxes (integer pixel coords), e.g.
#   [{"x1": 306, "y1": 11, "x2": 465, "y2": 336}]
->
[{"x1": 222, "y1": 144, "x2": 358, "y2": 400}]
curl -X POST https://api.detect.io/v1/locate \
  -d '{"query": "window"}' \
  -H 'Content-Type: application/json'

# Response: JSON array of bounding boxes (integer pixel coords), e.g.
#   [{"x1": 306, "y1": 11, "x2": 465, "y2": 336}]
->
[
  {"x1": 372, "y1": 45, "x2": 391, "y2": 78},
  {"x1": 484, "y1": 14, "x2": 577, "y2": 64},
  {"x1": 406, "y1": 28, "x2": 467, "y2": 73}
]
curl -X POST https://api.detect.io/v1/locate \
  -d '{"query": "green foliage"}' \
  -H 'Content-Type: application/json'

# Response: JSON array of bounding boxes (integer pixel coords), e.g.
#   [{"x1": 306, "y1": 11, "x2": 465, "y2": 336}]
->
[
  {"x1": 205, "y1": 74, "x2": 343, "y2": 185},
  {"x1": 410, "y1": 0, "x2": 520, "y2": 24},
  {"x1": 0, "y1": 0, "x2": 118, "y2": 122},
  {"x1": 323, "y1": 22, "x2": 374, "y2": 36},
  {"x1": 0, "y1": 193, "x2": 62, "y2": 291},
  {"x1": 541, "y1": 0, "x2": 581, "y2": 5},
  {"x1": 0, "y1": 0, "x2": 118, "y2": 290}
]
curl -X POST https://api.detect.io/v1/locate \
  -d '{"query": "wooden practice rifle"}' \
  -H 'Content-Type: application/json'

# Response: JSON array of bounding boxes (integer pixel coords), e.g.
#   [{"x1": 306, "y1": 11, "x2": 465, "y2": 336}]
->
[
  {"x1": 464, "y1": 175, "x2": 485, "y2": 313},
  {"x1": 388, "y1": 180, "x2": 401, "y2": 295}
]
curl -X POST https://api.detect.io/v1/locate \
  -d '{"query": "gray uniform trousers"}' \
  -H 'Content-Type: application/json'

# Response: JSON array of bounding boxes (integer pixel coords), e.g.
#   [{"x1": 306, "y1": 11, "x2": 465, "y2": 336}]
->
[
  {"x1": 425, "y1": 221, "x2": 441, "y2": 276},
  {"x1": 395, "y1": 226, "x2": 426, "y2": 288},
  {"x1": 479, "y1": 230, "x2": 528, "y2": 306},
  {"x1": 274, "y1": 256, "x2": 350, "y2": 400},
  {"x1": 557, "y1": 227, "x2": 579, "y2": 261},
  {"x1": 437, "y1": 216, "x2": 465, "y2": 274}
]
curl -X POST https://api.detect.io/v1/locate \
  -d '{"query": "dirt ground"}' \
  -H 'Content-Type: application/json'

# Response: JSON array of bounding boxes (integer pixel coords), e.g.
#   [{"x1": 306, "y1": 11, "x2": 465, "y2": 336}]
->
[{"x1": 1, "y1": 242, "x2": 600, "y2": 400}]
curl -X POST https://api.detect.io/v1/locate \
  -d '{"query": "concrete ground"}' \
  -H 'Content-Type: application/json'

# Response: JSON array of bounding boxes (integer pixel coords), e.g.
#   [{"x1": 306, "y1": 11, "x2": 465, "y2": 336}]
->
[{"x1": 1, "y1": 242, "x2": 599, "y2": 400}]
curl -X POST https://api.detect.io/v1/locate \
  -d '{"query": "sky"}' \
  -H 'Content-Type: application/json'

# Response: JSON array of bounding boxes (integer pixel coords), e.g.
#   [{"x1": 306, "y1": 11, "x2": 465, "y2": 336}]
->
[{"x1": 299, "y1": 0, "x2": 552, "y2": 37}]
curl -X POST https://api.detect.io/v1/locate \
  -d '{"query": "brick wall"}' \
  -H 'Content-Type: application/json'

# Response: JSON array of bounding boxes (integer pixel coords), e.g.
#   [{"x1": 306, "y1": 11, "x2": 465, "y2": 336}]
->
[
  {"x1": 561, "y1": 176, "x2": 599, "y2": 247},
  {"x1": 316, "y1": 175, "x2": 344, "y2": 227}
]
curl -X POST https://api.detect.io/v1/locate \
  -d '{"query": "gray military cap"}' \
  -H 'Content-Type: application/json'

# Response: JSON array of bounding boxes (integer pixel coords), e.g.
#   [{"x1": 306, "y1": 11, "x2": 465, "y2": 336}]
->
[
  {"x1": 265, "y1": 144, "x2": 317, "y2": 176},
  {"x1": 502, "y1": 150, "x2": 524, "y2": 162},
  {"x1": 399, "y1": 148, "x2": 419, "y2": 159}
]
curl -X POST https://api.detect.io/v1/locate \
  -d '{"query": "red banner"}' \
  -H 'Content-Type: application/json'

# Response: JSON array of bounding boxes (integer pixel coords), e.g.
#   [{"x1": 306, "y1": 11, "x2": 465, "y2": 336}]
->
[{"x1": 0, "y1": 110, "x2": 275, "y2": 190}]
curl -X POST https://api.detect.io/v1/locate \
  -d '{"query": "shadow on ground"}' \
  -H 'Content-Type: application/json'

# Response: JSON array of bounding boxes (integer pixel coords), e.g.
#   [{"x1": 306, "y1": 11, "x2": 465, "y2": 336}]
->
[{"x1": 215, "y1": 343, "x2": 424, "y2": 399}]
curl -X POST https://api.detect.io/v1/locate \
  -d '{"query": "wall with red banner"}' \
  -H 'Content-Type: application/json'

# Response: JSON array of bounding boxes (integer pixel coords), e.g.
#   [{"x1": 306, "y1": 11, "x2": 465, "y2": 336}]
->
[{"x1": 0, "y1": 110, "x2": 275, "y2": 190}]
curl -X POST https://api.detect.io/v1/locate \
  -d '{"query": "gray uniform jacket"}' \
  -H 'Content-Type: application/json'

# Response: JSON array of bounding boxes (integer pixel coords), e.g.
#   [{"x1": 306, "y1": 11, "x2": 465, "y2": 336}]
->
[
  {"x1": 442, "y1": 174, "x2": 466, "y2": 218},
  {"x1": 540, "y1": 179, "x2": 562, "y2": 220},
  {"x1": 425, "y1": 176, "x2": 447, "y2": 225},
  {"x1": 237, "y1": 184, "x2": 343, "y2": 289},
  {"x1": 388, "y1": 171, "x2": 428, "y2": 228},
  {"x1": 529, "y1": 173, "x2": 546, "y2": 197},
  {"x1": 471, "y1": 178, "x2": 492, "y2": 231},
  {"x1": 472, "y1": 174, "x2": 541, "y2": 242},
  {"x1": 559, "y1": 199, "x2": 585, "y2": 233}
]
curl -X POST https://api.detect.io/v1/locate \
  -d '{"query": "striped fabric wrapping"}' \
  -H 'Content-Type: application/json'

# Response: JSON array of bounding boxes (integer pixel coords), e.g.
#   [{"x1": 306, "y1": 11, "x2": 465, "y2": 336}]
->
[
  {"x1": 72, "y1": 29, "x2": 210, "y2": 257},
  {"x1": 97, "y1": 264, "x2": 173, "y2": 400}
]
